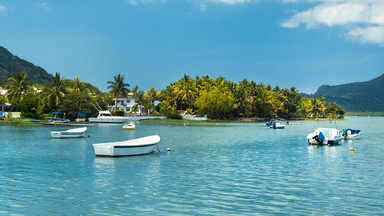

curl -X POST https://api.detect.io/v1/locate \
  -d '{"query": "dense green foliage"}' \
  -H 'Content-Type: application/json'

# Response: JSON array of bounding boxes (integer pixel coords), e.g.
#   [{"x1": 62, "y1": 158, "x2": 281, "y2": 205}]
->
[
  {"x1": 2, "y1": 72, "x2": 109, "y2": 120},
  {"x1": 160, "y1": 75, "x2": 344, "y2": 120},
  {"x1": 312, "y1": 74, "x2": 384, "y2": 112},
  {"x1": 0, "y1": 46, "x2": 52, "y2": 86}
]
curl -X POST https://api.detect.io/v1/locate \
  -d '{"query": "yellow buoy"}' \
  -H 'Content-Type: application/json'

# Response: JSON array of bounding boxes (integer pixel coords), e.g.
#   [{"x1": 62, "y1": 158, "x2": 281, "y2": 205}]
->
[
  {"x1": 167, "y1": 148, "x2": 171, "y2": 151},
  {"x1": 350, "y1": 148, "x2": 354, "y2": 152}
]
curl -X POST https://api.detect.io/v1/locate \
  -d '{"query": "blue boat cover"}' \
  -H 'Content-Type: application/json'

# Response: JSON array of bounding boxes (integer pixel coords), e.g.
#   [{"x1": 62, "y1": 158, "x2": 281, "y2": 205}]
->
[
  {"x1": 343, "y1": 128, "x2": 361, "y2": 136},
  {"x1": 78, "y1": 113, "x2": 86, "y2": 117},
  {"x1": 318, "y1": 132, "x2": 325, "y2": 143},
  {"x1": 51, "y1": 111, "x2": 62, "y2": 114}
]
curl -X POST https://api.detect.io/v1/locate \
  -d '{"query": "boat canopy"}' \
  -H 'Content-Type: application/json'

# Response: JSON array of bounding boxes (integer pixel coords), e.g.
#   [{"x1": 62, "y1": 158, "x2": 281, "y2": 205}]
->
[
  {"x1": 78, "y1": 113, "x2": 86, "y2": 117},
  {"x1": 315, "y1": 128, "x2": 339, "y2": 137},
  {"x1": 342, "y1": 129, "x2": 361, "y2": 136},
  {"x1": 318, "y1": 132, "x2": 325, "y2": 142},
  {"x1": 51, "y1": 111, "x2": 63, "y2": 114}
]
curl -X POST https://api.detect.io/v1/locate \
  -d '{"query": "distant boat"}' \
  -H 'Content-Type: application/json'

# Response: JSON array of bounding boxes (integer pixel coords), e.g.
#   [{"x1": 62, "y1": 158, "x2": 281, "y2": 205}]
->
[
  {"x1": 50, "y1": 127, "x2": 88, "y2": 139},
  {"x1": 76, "y1": 113, "x2": 87, "y2": 122},
  {"x1": 341, "y1": 129, "x2": 361, "y2": 140},
  {"x1": 89, "y1": 110, "x2": 166, "y2": 123},
  {"x1": 307, "y1": 128, "x2": 342, "y2": 145},
  {"x1": 270, "y1": 120, "x2": 285, "y2": 129},
  {"x1": 181, "y1": 111, "x2": 207, "y2": 121},
  {"x1": 88, "y1": 110, "x2": 129, "y2": 123},
  {"x1": 92, "y1": 135, "x2": 160, "y2": 157},
  {"x1": 47, "y1": 111, "x2": 70, "y2": 124},
  {"x1": 123, "y1": 123, "x2": 135, "y2": 130}
]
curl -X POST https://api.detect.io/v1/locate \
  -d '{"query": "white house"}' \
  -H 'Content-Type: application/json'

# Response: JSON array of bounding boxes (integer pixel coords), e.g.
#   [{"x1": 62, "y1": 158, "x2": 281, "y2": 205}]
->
[
  {"x1": 110, "y1": 93, "x2": 139, "y2": 114},
  {"x1": 110, "y1": 93, "x2": 161, "y2": 115}
]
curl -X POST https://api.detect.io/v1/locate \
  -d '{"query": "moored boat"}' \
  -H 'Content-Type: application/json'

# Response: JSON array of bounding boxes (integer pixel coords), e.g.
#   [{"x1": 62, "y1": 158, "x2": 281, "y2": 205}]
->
[
  {"x1": 342, "y1": 128, "x2": 361, "y2": 140},
  {"x1": 88, "y1": 110, "x2": 129, "y2": 123},
  {"x1": 76, "y1": 113, "x2": 87, "y2": 122},
  {"x1": 92, "y1": 135, "x2": 160, "y2": 157},
  {"x1": 50, "y1": 127, "x2": 88, "y2": 138},
  {"x1": 270, "y1": 120, "x2": 285, "y2": 129},
  {"x1": 123, "y1": 123, "x2": 135, "y2": 130},
  {"x1": 307, "y1": 128, "x2": 341, "y2": 145},
  {"x1": 47, "y1": 111, "x2": 70, "y2": 124}
]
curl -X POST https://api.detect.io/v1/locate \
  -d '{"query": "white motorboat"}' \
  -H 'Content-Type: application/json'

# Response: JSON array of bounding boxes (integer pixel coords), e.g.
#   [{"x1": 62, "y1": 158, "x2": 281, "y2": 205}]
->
[
  {"x1": 307, "y1": 128, "x2": 342, "y2": 145},
  {"x1": 50, "y1": 127, "x2": 88, "y2": 138},
  {"x1": 92, "y1": 135, "x2": 160, "y2": 157},
  {"x1": 88, "y1": 110, "x2": 129, "y2": 123},
  {"x1": 341, "y1": 129, "x2": 361, "y2": 140},
  {"x1": 75, "y1": 113, "x2": 87, "y2": 122},
  {"x1": 270, "y1": 120, "x2": 285, "y2": 129},
  {"x1": 123, "y1": 123, "x2": 135, "y2": 130},
  {"x1": 89, "y1": 110, "x2": 167, "y2": 123},
  {"x1": 181, "y1": 111, "x2": 208, "y2": 121}
]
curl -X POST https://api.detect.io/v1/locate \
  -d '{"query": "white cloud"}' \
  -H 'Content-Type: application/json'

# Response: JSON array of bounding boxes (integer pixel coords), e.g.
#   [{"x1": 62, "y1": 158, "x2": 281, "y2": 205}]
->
[
  {"x1": 0, "y1": 4, "x2": 6, "y2": 14},
  {"x1": 281, "y1": 0, "x2": 384, "y2": 46},
  {"x1": 208, "y1": 0, "x2": 250, "y2": 4},
  {"x1": 34, "y1": 2, "x2": 51, "y2": 11},
  {"x1": 347, "y1": 26, "x2": 384, "y2": 45},
  {"x1": 125, "y1": 0, "x2": 166, "y2": 6}
]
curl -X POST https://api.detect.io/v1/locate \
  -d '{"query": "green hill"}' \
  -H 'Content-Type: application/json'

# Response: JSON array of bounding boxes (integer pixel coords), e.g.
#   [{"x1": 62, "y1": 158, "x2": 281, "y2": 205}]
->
[
  {"x1": 313, "y1": 74, "x2": 384, "y2": 112},
  {"x1": 0, "y1": 46, "x2": 53, "y2": 86}
]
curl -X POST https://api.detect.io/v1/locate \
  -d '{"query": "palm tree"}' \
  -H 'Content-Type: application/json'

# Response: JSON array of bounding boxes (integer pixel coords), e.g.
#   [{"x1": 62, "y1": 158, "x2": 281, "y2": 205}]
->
[
  {"x1": 145, "y1": 87, "x2": 160, "y2": 115},
  {"x1": 132, "y1": 90, "x2": 146, "y2": 116},
  {"x1": 107, "y1": 74, "x2": 130, "y2": 112},
  {"x1": 71, "y1": 77, "x2": 85, "y2": 93},
  {"x1": 4, "y1": 72, "x2": 32, "y2": 111},
  {"x1": 308, "y1": 97, "x2": 325, "y2": 118},
  {"x1": 42, "y1": 72, "x2": 67, "y2": 110},
  {"x1": 173, "y1": 74, "x2": 198, "y2": 109}
]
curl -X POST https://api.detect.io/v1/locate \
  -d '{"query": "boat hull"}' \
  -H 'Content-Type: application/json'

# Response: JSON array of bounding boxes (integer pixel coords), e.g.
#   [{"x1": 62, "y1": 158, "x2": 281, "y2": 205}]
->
[
  {"x1": 307, "y1": 135, "x2": 342, "y2": 145},
  {"x1": 50, "y1": 127, "x2": 87, "y2": 139},
  {"x1": 93, "y1": 135, "x2": 160, "y2": 157},
  {"x1": 123, "y1": 124, "x2": 135, "y2": 130},
  {"x1": 51, "y1": 131, "x2": 86, "y2": 138},
  {"x1": 344, "y1": 133, "x2": 361, "y2": 140},
  {"x1": 89, "y1": 117, "x2": 128, "y2": 123},
  {"x1": 89, "y1": 116, "x2": 166, "y2": 123}
]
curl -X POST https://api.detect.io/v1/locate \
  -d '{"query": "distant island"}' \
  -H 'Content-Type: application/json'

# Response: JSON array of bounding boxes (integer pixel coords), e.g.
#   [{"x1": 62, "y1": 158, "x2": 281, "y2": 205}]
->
[
  {"x1": 0, "y1": 46, "x2": 53, "y2": 86},
  {"x1": 302, "y1": 74, "x2": 384, "y2": 113}
]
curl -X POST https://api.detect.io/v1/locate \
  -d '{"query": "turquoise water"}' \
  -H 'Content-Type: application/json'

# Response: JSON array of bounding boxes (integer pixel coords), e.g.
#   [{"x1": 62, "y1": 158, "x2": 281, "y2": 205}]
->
[{"x1": 1, "y1": 117, "x2": 383, "y2": 215}]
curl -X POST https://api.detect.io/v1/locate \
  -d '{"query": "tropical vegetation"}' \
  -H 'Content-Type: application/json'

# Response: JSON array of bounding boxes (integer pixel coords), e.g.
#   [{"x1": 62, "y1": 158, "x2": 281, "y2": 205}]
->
[
  {"x1": 159, "y1": 75, "x2": 345, "y2": 120},
  {"x1": 1, "y1": 71, "x2": 345, "y2": 121}
]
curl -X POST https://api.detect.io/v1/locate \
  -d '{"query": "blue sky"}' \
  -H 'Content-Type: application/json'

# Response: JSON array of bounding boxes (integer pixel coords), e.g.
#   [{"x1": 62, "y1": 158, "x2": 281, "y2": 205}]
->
[{"x1": 1, "y1": 0, "x2": 383, "y2": 93}]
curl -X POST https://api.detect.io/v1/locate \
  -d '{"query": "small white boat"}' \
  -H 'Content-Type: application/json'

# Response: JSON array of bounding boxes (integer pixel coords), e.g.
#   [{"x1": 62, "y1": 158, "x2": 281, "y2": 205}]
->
[
  {"x1": 123, "y1": 123, "x2": 135, "y2": 130},
  {"x1": 75, "y1": 113, "x2": 87, "y2": 122},
  {"x1": 342, "y1": 129, "x2": 361, "y2": 140},
  {"x1": 92, "y1": 135, "x2": 160, "y2": 157},
  {"x1": 181, "y1": 111, "x2": 208, "y2": 121},
  {"x1": 50, "y1": 127, "x2": 88, "y2": 139},
  {"x1": 47, "y1": 111, "x2": 70, "y2": 124},
  {"x1": 270, "y1": 120, "x2": 285, "y2": 129},
  {"x1": 307, "y1": 128, "x2": 342, "y2": 145}
]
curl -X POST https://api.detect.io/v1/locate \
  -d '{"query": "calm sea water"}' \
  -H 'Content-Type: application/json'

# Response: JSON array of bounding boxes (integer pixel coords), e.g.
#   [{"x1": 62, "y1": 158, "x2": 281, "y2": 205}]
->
[{"x1": 1, "y1": 117, "x2": 383, "y2": 215}]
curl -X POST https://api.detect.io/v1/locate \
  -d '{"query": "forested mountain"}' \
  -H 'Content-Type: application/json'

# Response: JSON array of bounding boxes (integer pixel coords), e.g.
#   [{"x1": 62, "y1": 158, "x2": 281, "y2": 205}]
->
[
  {"x1": 0, "y1": 46, "x2": 53, "y2": 86},
  {"x1": 313, "y1": 74, "x2": 384, "y2": 112}
]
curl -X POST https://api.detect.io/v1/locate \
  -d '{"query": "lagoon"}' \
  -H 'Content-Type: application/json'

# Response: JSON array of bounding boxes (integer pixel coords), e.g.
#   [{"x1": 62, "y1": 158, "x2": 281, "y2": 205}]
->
[{"x1": 1, "y1": 117, "x2": 384, "y2": 215}]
